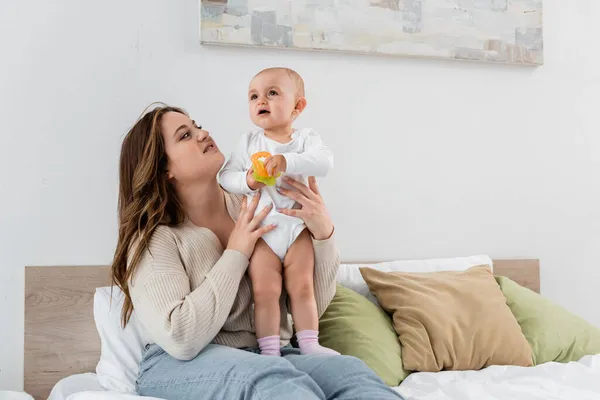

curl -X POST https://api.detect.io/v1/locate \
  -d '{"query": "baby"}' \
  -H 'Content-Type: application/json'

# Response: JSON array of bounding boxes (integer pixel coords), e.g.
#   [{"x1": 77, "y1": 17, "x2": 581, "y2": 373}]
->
[{"x1": 219, "y1": 67, "x2": 338, "y2": 356}]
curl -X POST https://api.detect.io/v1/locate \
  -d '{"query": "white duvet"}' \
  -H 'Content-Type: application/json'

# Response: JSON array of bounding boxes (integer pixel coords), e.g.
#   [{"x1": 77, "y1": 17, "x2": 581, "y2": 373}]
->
[
  {"x1": 51, "y1": 354, "x2": 600, "y2": 400},
  {"x1": 395, "y1": 354, "x2": 600, "y2": 400}
]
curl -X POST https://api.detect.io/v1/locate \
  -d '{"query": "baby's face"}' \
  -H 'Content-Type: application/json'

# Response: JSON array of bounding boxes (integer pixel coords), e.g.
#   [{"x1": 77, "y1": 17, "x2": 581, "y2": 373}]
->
[{"x1": 248, "y1": 71, "x2": 298, "y2": 132}]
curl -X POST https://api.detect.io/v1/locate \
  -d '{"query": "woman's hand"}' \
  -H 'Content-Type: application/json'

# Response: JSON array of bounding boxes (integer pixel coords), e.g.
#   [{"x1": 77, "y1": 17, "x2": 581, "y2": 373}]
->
[
  {"x1": 227, "y1": 192, "x2": 276, "y2": 259},
  {"x1": 277, "y1": 176, "x2": 334, "y2": 241}
]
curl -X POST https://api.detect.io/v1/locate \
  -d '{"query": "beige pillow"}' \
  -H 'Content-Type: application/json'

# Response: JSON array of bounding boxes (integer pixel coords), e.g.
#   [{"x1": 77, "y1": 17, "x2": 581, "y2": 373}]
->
[{"x1": 359, "y1": 265, "x2": 533, "y2": 372}]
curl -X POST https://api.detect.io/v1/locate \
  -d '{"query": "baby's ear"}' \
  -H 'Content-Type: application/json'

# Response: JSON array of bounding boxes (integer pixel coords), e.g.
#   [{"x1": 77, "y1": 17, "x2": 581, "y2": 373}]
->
[{"x1": 294, "y1": 97, "x2": 307, "y2": 116}]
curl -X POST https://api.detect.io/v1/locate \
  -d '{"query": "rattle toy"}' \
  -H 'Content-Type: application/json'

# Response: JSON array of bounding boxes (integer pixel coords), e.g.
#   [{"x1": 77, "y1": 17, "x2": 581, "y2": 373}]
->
[{"x1": 251, "y1": 151, "x2": 280, "y2": 186}]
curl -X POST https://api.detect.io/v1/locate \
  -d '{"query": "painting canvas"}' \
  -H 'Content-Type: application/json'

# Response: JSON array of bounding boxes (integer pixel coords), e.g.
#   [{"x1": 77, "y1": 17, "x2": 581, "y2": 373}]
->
[{"x1": 199, "y1": 0, "x2": 543, "y2": 66}]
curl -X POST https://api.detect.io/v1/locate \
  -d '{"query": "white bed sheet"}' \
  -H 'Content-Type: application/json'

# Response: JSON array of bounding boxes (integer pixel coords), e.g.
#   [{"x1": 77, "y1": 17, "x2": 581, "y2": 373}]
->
[
  {"x1": 395, "y1": 353, "x2": 600, "y2": 400},
  {"x1": 50, "y1": 355, "x2": 600, "y2": 400},
  {"x1": 47, "y1": 373, "x2": 162, "y2": 400}
]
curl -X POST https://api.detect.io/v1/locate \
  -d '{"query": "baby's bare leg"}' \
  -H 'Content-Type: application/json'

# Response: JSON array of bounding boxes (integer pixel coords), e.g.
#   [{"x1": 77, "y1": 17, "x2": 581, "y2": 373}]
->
[
  {"x1": 283, "y1": 229, "x2": 317, "y2": 331},
  {"x1": 284, "y1": 229, "x2": 339, "y2": 356},
  {"x1": 249, "y1": 238, "x2": 283, "y2": 356}
]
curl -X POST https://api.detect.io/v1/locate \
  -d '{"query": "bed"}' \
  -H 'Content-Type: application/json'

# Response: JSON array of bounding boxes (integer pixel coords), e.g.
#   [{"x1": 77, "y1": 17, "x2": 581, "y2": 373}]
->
[{"x1": 23, "y1": 259, "x2": 600, "y2": 400}]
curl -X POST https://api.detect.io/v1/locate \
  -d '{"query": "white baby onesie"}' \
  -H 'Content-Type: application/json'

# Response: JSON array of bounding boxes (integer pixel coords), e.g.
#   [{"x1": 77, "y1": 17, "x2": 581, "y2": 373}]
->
[{"x1": 219, "y1": 128, "x2": 333, "y2": 261}]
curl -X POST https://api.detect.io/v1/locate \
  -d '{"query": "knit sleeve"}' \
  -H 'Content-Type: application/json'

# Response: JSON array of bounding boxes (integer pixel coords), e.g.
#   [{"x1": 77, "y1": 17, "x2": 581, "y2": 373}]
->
[
  {"x1": 129, "y1": 227, "x2": 249, "y2": 360},
  {"x1": 311, "y1": 230, "x2": 340, "y2": 317}
]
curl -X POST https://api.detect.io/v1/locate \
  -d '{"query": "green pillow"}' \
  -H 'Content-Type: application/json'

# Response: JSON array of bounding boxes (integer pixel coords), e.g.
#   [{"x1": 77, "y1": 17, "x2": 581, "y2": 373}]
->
[
  {"x1": 319, "y1": 284, "x2": 409, "y2": 386},
  {"x1": 495, "y1": 276, "x2": 600, "y2": 365}
]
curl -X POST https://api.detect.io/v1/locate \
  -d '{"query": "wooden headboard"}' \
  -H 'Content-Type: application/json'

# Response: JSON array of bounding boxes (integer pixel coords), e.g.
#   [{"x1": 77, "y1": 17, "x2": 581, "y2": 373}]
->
[{"x1": 24, "y1": 259, "x2": 540, "y2": 399}]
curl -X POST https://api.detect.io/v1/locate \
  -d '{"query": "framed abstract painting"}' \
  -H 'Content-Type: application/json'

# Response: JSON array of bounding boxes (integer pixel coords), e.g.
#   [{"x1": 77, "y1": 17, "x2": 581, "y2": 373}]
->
[{"x1": 199, "y1": 0, "x2": 543, "y2": 66}]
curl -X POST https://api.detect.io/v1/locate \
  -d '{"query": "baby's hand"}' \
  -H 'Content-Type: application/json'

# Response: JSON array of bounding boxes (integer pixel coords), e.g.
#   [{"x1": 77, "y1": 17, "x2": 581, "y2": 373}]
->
[
  {"x1": 246, "y1": 167, "x2": 266, "y2": 191},
  {"x1": 264, "y1": 154, "x2": 287, "y2": 177}
]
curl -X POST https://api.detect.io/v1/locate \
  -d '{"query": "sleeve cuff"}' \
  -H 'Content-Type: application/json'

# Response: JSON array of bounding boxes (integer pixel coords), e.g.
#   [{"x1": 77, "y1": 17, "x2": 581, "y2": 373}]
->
[
  {"x1": 311, "y1": 229, "x2": 336, "y2": 259},
  {"x1": 240, "y1": 169, "x2": 260, "y2": 193},
  {"x1": 240, "y1": 173, "x2": 258, "y2": 194},
  {"x1": 217, "y1": 249, "x2": 250, "y2": 280},
  {"x1": 282, "y1": 153, "x2": 298, "y2": 175}
]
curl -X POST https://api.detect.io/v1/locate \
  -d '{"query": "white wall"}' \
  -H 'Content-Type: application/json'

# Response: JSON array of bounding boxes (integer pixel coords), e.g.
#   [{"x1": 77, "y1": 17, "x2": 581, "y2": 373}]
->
[{"x1": 1, "y1": 0, "x2": 599, "y2": 391}]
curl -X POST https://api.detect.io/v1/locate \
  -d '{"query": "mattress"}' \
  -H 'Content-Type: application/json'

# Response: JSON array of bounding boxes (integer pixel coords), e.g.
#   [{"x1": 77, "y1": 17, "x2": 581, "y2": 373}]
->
[{"x1": 49, "y1": 354, "x2": 600, "y2": 400}]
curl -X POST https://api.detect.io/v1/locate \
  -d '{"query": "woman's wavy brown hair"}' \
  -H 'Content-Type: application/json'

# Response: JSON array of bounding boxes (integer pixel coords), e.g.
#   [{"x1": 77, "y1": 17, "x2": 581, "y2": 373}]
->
[{"x1": 111, "y1": 104, "x2": 187, "y2": 327}]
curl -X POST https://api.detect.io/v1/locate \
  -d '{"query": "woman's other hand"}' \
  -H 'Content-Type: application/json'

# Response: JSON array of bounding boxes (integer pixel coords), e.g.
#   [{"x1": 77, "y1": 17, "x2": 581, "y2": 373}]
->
[
  {"x1": 227, "y1": 192, "x2": 276, "y2": 259},
  {"x1": 276, "y1": 176, "x2": 334, "y2": 241}
]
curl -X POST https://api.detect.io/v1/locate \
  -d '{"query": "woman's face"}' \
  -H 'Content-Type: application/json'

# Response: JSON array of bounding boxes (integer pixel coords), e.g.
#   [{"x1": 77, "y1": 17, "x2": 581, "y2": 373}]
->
[{"x1": 161, "y1": 111, "x2": 224, "y2": 185}]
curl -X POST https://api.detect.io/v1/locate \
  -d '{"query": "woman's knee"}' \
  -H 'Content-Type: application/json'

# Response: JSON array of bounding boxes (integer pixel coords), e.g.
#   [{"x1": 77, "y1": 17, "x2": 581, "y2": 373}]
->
[
  {"x1": 239, "y1": 356, "x2": 324, "y2": 398},
  {"x1": 329, "y1": 354, "x2": 370, "y2": 371},
  {"x1": 236, "y1": 352, "x2": 292, "y2": 375},
  {"x1": 309, "y1": 354, "x2": 373, "y2": 377},
  {"x1": 290, "y1": 354, "x2": 400, "y2": 399}
]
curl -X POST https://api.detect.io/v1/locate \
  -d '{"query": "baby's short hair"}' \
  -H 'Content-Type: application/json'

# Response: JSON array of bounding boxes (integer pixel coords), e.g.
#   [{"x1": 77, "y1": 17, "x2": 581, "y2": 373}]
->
[{"x1": 255, "y1": 67, "x2": 305, "y2": 98}]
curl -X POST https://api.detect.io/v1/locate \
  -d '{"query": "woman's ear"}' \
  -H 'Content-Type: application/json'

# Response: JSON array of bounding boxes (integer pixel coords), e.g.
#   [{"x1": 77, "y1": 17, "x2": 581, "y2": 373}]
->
[{"x1": 166, "y1": 170, "x2": 174, "y2": 180}]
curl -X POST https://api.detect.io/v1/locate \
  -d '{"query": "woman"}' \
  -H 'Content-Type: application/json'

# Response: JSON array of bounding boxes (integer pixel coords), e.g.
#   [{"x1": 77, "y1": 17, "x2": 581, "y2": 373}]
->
[{"x1": 110, "y1": 104, "x2": 403, "y2": 400}]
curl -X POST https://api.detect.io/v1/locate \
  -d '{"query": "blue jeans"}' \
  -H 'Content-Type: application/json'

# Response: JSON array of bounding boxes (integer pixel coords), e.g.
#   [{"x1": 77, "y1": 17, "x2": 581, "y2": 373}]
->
[{"x1": 136, "y1": 344, "x2": 404, "y2": 400}]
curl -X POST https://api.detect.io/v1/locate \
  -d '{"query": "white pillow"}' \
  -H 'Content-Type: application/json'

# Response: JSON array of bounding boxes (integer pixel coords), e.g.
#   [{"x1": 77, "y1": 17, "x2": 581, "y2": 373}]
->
[
  {"x1": 93, "y1": 286, "x2": 150, "y2": 393},
  {"x1": 48, "y1": 373, "x2": 106, "y2": 400},
  {"x1": 336, "y1": 254, "x2": 494, "y2": 305}
]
